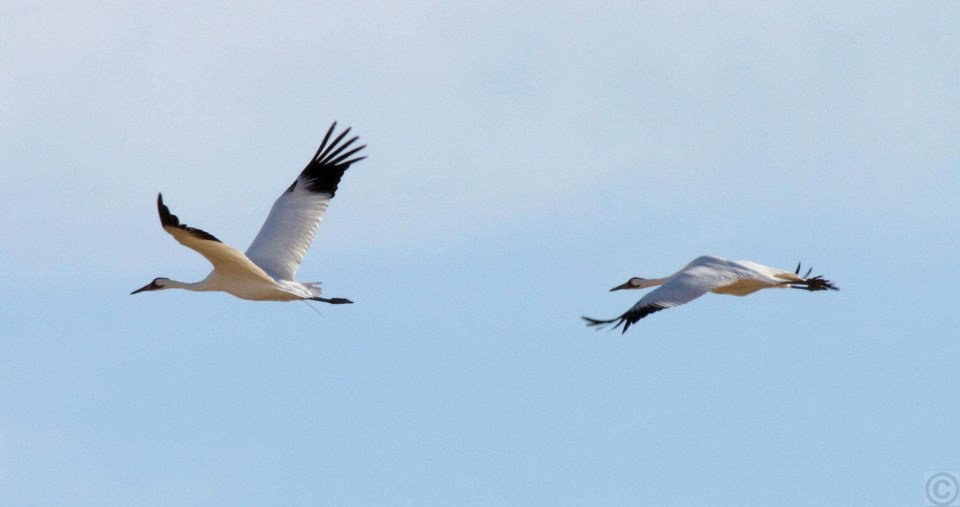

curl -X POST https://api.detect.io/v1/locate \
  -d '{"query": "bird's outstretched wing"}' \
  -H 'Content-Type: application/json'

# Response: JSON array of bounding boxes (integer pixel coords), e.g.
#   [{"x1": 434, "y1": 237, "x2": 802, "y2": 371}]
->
[
  {"x1": 583, "y1": 271, "x2": 732, "y2": 333},
  {"x1": 245, "y1": 122, "x2": 366, "y2": 281},
  {"x1": 582, "y1": 304, "x2": 668, "y2": 333},
  {"x1": 157, "y1": 194, "x2": 275, "y2": 283}
]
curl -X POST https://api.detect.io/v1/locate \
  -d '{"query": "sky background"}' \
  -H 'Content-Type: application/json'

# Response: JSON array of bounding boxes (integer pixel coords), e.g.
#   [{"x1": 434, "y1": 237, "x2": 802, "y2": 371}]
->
[{"x1": 2, "y1": 1, "x2": 959, "y2": 505}]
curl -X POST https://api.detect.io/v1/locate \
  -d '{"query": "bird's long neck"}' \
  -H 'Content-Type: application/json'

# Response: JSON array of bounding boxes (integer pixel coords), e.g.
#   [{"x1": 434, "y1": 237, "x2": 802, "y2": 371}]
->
[
  {"x1": 638, "y1": 277, "x2": 669, "y2": 289},
  {"x1": 164, "y1": 279, "x2": 212, "y2": 292}
]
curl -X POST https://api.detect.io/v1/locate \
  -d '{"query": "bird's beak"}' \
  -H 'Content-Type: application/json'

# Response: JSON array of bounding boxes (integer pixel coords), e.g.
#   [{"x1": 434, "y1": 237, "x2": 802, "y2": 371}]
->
[
  {"x1": 610, "y1": 281, "x2": 633, "y2": 292},
  {"x1": 130, "y1": 281, "x2": 159, "y2": 295}
]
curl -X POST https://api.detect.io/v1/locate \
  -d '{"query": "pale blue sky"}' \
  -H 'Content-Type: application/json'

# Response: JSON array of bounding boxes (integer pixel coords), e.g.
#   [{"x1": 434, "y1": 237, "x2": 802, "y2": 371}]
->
[{"x1": 2, "y1": 1, "x2": 959, "y2": 505}]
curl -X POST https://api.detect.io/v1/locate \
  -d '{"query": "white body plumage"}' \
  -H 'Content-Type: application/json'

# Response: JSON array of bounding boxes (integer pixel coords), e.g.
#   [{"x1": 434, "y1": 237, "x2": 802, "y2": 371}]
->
[
  {"x1": 584, "y1": 255, "x2": 838, "y2": 333},
  {"x1": 132, "y1": 122, "x2": 365, "y2": 304}
]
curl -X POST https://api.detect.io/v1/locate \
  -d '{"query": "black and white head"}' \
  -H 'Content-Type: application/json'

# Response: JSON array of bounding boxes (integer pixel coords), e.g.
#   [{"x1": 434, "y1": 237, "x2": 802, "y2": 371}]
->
[
  {"x1": 130, "y1": 277, "x2": 170, "y2": 294},
  {"x1": 610, "y1": 277, "x2": 650, "y2": 291}
]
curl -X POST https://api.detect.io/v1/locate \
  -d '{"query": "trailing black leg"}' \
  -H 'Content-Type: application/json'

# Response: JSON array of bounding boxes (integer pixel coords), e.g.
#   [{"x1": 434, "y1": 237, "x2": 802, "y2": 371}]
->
[{"x1": 309, "y1": 296, "x2": 354, "y2": 304}]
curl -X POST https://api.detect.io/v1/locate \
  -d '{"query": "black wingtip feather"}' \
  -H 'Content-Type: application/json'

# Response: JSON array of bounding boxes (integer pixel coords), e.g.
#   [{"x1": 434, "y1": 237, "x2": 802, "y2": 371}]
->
[
  {"x1": 288, "y1": 123, "x2": 366, "y2": 197},
  {"x1": 156, "y1": 193, "x2": 222, "y2": 243},
  {"x1": 312, "y1": 122, "x2": 338, "y2": 160},
  {"x1": 795, "y1": 262, "x2": 815, "y2": 279},
  {"x1": 582, "y1": 316, "x2": 617, "y2": 327},
  {"x1": 329, "y1": 145, "x2": 366, "y2": 166},
  {"x1": 318, "y1": 129, "x2": 354, "y2": 163},
  {"x1": 583, "y1": 304, "x2": 667, "y2": 334}
]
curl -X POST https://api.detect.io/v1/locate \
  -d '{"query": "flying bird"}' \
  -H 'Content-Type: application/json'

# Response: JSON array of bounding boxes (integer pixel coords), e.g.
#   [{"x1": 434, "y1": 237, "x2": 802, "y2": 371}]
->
[
  {"x1": 131, "y1": 122, "x2": 365, "y2": 303},
  {"x1": 583, "y1": 255, "x2": 838, "y2": 333}
]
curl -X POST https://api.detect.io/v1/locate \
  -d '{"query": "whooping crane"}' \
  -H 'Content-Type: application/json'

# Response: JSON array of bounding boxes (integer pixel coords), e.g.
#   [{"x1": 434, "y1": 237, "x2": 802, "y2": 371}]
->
[
  {"x1": 131, "y1": 122, "x2": 365, "y2": 303},
  {"x1": 583, "y1": 255, "x2": 838, "y2": 333}
]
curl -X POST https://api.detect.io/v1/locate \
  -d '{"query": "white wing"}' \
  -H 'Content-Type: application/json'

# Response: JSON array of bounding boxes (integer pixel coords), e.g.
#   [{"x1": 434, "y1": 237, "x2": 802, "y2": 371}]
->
[
  {"x1": 157, "y1": 194, "x2": 275, "y2": 284},
  {"x1": 633, "y1": 271, "x2": 727, "y2": 311},
  {"x1": 585, "y1": 255, "x2": 838, "y2": 333},
  {"x1": 245, "y1": 123, "x2": 365, "y2": 281},
  {"x1": 586, "y1": 266, "x2": 736, "y2": 333}
]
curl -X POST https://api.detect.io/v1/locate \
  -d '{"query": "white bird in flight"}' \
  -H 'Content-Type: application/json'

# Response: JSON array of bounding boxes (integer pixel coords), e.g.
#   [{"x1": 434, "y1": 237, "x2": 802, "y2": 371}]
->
[
  {"x1": 131, "y1": 122, "x2": 365, "y2": 304},
  {"x1": 583, "y1": 255, "x2": 838, "y2": 333}
]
